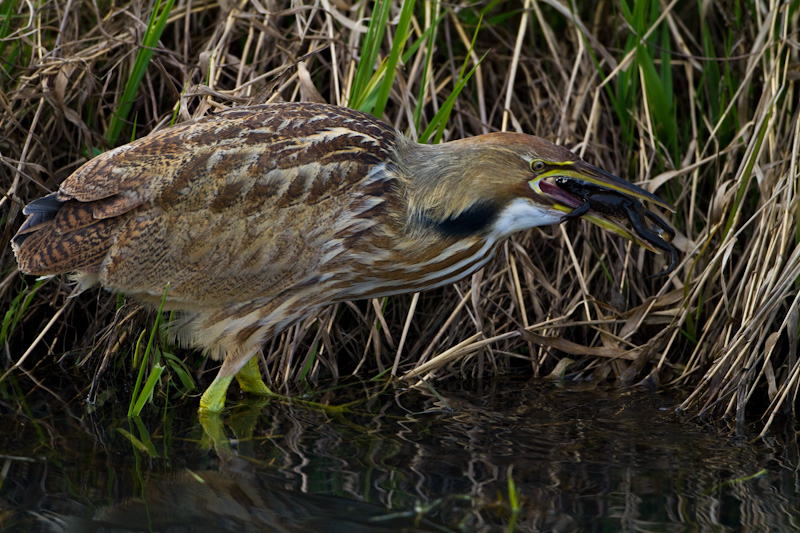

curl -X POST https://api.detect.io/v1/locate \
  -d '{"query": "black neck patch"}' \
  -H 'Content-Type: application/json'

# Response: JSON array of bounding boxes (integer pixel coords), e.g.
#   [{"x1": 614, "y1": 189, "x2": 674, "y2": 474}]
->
[{"x1": 422, "y1": 200, "x2": 500, "y2": 239}]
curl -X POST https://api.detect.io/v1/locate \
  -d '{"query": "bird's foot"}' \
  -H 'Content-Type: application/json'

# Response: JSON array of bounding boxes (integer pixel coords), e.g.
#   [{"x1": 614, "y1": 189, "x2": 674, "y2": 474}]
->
[
  {"x1": 234, "y1": 356, "x2": 273, "y2": 396},
  {"x1": 199, "y1": 374, "x2": 234, "y2": 414},
  {"x1": 198, "y1": 355, "x2": 369, "y2": 420}
]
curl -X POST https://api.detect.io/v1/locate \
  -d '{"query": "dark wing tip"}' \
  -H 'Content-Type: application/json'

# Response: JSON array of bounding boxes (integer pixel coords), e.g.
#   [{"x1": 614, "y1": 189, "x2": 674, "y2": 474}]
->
[
  {"x1": 23, "y1": 192, "x2": 63, "y2": 215},
  {"x1": 13, "y1": 193, "x2": 64, "y2": 248},
  {"x1": 12, "y1": 193, "x2": 112, "y2": 276}
]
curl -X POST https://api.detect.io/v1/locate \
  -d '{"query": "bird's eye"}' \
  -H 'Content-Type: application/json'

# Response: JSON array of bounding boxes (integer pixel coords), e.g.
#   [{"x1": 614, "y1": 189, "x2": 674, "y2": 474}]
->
[{"x1": 531, "y1": 160, "x2": 546, "y2": 172}]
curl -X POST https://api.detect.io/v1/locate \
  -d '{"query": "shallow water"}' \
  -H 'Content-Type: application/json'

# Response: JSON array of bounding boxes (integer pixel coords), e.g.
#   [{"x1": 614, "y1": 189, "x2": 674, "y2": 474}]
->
[{"x1": 1, "y1": 376, "x2": 798, "y2": 532}]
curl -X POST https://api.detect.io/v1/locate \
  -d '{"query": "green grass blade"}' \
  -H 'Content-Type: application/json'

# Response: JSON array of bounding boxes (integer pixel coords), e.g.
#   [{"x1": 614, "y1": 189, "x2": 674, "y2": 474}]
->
[
  {"x1": 419, "y1": 51, "x2": 486, "y2": 145},
  {"x1": 127, "y1": 283, "x2": 170, "y2": 417},
  {"x1": 638, "y1": 46, "x2": 673, "y2": 160},
  {"x1": 128, "y1": 330, "x2": 148, "y2": 416},
  {"x1": 131, "y1": 363, "x2": 165, "y2": 417},
  {"x1": 0, "y1": 278, "x2": 46, "y2": 346},
  {"x1": 163, "y1": 351, "x2": 196, "y2": 392},
  {"x1": 115, "y1": 427, "x2": 150, "y2": 453},
  {"x1": 116, "y1": 423, "x2": 159, "y2": 457},
  {"x1": 507, "y1": 465, "x2": 520, "y2": 532},
  {"x1": 413, "y1": 4, "x2": 443, "y2": 133},
  {"x1": 132, "y1": 416, "x2": 160, "y2": 456},
  {"x1": 0, "y1": 0, "x2": 21, "y2": 79},
  {"x1": 105, "y1": 0, "x2": 176, "y2": 146},
  {"x1": 349, "y1": 0, "x2": 392, "y2": 110},
  {"x1": 372, "y1": 0, "x2": 416, "y2": 119},
  {"x1": 721, "y1": 108, "x2": 772, "y2": 241},
  {"x1": 297, "y1": 341, "x2": 319, "y2": 383},
  {"x1": 419, "y1": 17, "x2": 484, "y2": 144}
]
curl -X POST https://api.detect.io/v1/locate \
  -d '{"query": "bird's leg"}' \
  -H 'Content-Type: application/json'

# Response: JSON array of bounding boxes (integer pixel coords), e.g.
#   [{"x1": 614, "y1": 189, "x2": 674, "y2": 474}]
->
[
  {"x1": 234, "y1": 355, "x2": 273, "y2": 396},
  {"x1": 199, "y1": 354, "x2": 274, "y2": 414},
  {"x1": 199, "y1": 373, "x2": 234, "y2": 414}
]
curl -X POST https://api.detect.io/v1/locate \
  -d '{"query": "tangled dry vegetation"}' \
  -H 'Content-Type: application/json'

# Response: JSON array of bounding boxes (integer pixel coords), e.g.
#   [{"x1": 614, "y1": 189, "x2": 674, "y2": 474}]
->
[{"x1": 1, "y1": 0, "x2": 798, "y2": 431}]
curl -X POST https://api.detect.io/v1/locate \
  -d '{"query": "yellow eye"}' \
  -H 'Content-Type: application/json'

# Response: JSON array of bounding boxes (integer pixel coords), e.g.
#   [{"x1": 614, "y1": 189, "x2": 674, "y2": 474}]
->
[{"x1": 531, "y1": 160, "x2": 546, "y2": 172}]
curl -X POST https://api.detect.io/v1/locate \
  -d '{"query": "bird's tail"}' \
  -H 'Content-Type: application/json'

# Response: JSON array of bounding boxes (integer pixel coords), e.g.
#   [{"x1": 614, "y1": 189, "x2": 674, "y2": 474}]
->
[{"x1": 12, "y1": 193, "x2": 114, "y2": 276}]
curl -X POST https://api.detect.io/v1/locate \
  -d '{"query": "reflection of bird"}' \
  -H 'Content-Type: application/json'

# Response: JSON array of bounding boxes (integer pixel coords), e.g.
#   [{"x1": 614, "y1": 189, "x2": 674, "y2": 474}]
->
[
  {"x1": 12, "y1": 102, "x2": 670, "y2": 413},
  {"x1": 37, "y1": 469, "x2": 446, "y2": 532}
]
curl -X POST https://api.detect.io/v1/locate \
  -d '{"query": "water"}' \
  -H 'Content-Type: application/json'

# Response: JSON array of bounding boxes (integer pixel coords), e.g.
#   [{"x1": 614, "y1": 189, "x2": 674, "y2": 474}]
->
[{"x1": 1, "y1": 376, "x2": 798, "y2": 531}]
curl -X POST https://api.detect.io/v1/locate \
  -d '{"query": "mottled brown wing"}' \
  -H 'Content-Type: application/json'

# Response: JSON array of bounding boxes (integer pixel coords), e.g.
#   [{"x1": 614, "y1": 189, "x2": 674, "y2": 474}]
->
[
  {"x1": 11, "y1": 131, "x2": 186, "y2": 276},
  {"x1": 13, "y1": 199, "x2": 113, "y2": 275},
  {"x1": 13, "y1": 103, "x2": 400, "y2": 307}
]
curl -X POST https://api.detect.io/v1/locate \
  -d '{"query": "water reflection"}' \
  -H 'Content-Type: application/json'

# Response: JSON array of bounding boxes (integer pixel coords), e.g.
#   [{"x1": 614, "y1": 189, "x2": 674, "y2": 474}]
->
[{"x1": 1, "y1": 377, "x2": 798, "y2": 531}]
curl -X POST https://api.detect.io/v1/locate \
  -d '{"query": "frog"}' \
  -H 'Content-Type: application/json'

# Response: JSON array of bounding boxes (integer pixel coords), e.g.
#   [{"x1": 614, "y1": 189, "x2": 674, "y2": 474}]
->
[{"x1": 556, "y1": 177, "x2": 678, "y2": 278}]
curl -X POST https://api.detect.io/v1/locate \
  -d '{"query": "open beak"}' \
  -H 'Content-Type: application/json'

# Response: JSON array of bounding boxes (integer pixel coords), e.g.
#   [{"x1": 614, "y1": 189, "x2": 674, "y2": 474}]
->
[
  {"x1": 531, "y1": 160, "x2": 675, "y2": 252},
  {"x1": 569, "y1": 161, "x2": 673, "y2": 211}
]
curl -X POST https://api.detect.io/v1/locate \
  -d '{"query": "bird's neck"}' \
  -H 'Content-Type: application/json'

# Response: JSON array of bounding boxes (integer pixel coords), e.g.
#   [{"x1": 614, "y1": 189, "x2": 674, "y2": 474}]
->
[
  {"x1": 393, "y1": 137, "x2": 516, "y2": 242},
  {"x1": 391, "y1": 135, "x2": 562, "y2": 243}
]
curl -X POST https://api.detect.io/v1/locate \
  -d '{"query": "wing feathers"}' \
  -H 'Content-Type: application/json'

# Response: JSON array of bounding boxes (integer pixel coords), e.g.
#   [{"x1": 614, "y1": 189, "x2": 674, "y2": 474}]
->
[
  {"x1": 13, "y1": 205, "x2": 117, "y2": 275},
  {"x1": 12, "y1": 102, "x2": 403, "y2": 300}
]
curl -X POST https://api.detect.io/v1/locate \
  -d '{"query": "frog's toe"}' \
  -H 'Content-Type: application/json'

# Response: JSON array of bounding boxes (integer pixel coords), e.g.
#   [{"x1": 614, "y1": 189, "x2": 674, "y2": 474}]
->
[{"x1": 649, "y1": 244, "x2": 679, "y2": 279}]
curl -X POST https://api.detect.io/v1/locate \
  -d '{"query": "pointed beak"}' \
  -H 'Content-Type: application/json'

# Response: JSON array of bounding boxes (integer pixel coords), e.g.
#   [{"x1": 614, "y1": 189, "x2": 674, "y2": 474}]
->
[
  {"x1": 569, "y1": 160, "x2": 673, "y2": 212},
  {"x1": 531, "y1": 160, "x2": 674, "y2": 252}
]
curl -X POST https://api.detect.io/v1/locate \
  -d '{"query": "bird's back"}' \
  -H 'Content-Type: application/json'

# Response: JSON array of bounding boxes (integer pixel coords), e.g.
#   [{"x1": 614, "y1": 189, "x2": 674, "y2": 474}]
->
[{"x1": 12, "y1": 103, "x2": 403, "y2": 309}]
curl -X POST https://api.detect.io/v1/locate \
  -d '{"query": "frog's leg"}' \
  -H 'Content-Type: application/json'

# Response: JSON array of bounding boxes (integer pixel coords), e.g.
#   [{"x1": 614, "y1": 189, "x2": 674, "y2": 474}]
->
[
  {"x1": 644, "y1": 210, "x2": 675, "y2": 240},
  {"x1": 627, "y1": 208, "x2": 679, "y2": 278},
  {"x1": 563, "y1": 201, "x2": 591, "y2": 220}
]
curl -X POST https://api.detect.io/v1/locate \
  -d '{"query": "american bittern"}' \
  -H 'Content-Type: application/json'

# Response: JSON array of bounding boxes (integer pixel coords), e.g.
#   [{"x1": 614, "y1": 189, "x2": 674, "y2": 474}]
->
[{"x1": 12, "y1": 102, "x2": 673, "y2": 413}]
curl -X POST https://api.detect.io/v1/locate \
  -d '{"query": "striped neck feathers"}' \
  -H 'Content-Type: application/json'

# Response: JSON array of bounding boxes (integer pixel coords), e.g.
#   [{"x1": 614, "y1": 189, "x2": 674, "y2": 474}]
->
[{"x1": 393, "y1": 134, "x2": 561, "y2": 241}]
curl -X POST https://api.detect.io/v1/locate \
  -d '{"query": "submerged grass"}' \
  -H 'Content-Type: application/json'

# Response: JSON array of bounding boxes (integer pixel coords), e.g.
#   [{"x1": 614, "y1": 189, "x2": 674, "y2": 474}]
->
[{"x1": 1, "y1": 1, "x2": 799, "y2": 432}]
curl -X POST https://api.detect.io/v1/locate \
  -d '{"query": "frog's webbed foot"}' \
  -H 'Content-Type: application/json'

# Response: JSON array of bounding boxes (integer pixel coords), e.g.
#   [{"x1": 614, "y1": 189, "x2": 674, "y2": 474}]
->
[
  {"x1": 648, "y1": 245, "x2": 678, "y2": 279},
  {"x1": 626, "y1": 207, "x2": 678, "y2": 279}
]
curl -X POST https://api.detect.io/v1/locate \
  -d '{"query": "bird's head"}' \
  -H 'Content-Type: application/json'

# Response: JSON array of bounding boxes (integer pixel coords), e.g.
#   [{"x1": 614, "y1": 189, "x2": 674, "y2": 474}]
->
[{"x1": 398, "y1": 132, "x2": 673, "y2": 251}]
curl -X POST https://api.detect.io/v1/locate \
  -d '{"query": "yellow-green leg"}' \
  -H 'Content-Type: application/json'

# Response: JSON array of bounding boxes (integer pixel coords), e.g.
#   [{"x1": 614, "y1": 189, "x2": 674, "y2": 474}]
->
[
  {"x1": 234, "y1": 355, "x2": 272, "y2": 396},
  {"x1": 199, "y1": 374, "x2": 234, "y2": 414},
  {"x1": 199, "y1": 356, "x2": 272, "y2": 414}
]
